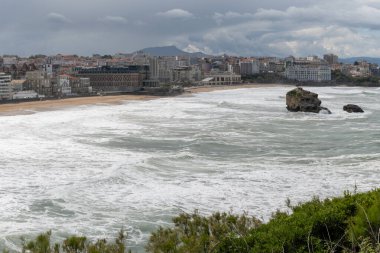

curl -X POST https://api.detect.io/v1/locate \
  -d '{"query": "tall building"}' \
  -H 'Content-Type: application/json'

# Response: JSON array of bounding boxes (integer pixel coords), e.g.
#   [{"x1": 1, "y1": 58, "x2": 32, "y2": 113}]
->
[
  {"x1": 149, "y1": 57, "x2": 159, "y2": 80},
  {"x1": 0, "y1": 73, "x2": 12, "y2": 100},
  {"x1": 323, "y1": 54, "x2": 338, "y2": 65},
  {"x1": 239, "y1": 60, "x2": 259, "y2": 76}
]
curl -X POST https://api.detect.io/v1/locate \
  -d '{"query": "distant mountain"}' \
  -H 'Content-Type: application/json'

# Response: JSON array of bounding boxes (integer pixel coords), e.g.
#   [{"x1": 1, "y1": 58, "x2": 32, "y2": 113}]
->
[
  {"x1": 340, "y1": 57, "x2": 380, "y2": 65},
  {"x1": 137, "y1": 45, "x2": 210, "y2": 58}
]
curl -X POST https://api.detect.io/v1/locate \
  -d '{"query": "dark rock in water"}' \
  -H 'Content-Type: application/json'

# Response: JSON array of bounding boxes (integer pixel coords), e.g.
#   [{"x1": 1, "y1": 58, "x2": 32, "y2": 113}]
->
[
  {"x1": 286, "y1": 87, "x2": 331, "y2": 114},
  {"x1": 343, "y1": 104, "x2": 364, "y2": 113}
]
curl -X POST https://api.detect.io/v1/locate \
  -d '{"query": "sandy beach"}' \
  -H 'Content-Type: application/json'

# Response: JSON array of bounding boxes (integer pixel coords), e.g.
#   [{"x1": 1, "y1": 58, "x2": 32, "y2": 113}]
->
[
  {"x1": 0, "y1": 95, "x2": 157, "y2": 115},
  {"x1": 0, "y1": 84, "x2": 292, "y2": 116}
]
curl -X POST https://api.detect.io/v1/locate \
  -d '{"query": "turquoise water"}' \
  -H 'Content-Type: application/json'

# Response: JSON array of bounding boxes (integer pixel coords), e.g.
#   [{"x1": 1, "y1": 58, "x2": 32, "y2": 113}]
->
[{"x1": 0, "y1": 86, "x2": 379, "y2": 252}]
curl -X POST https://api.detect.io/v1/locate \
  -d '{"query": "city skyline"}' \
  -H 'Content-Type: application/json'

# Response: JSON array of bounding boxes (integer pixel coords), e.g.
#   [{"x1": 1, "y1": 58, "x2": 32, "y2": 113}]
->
[{"x1": 1, "y1": 0, "x2": 380, "y2": 57}]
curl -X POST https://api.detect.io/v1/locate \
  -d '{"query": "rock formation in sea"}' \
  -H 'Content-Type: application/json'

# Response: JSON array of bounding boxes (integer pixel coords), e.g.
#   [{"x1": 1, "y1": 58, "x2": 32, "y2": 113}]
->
[
  {"x1": 286, "y1": 87, "x2": 331, "y2": 114},
  {"x1": 343, "y1": 104, "x2": 364, "y2": 113}
]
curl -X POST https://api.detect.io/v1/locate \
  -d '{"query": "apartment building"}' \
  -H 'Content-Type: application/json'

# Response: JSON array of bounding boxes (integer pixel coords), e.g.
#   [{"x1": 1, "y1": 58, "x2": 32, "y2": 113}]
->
[
  {"x1": 285, "y1": 57, "x2": 331, "y2": 82},
  {"x1": 285, "y1": 64, "x2": 331, "y2": 82},
  {"x1": 0, "y1": 73, "x2": 12, "y2": 100},
  {"x1": 25, "y1": 70, "x2": 53, "y2": 96},
  {"x1": 76, "y1": 66, "x2": 148, "y2": 92}
]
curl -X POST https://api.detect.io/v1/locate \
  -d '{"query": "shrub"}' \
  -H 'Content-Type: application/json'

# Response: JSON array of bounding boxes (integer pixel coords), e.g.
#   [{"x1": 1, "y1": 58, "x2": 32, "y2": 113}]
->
[
  {"x1": 21, "y1": 230, "x2": 130, "y2": 253},
  {"x1": 146, "y1": 211, "x2": 261, "y2": 253},
  {"x1": 147, "y1": 189, "x2": 380, "y2": 253},
  {"x1": 9, "y1": 190, "x2": 380, "y2": 253}
]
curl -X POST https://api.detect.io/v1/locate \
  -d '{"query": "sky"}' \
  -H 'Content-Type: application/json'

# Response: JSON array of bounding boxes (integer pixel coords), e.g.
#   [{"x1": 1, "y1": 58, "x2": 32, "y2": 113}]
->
[{"x1": 1, "y1": 0, "x2": 380, "y2": 57}]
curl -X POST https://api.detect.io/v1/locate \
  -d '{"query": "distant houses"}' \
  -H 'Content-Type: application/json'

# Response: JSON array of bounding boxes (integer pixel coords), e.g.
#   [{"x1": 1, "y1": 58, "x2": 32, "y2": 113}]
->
[{"x1": 0, "y1": 51, "x2": 379, "y2": 102}]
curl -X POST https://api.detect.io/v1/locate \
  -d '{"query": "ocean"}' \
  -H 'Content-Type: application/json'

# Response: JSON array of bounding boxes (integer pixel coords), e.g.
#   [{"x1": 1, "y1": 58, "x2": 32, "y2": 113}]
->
[{"x1": 0, "y1": 86, "x2": 379, "y2": 252}]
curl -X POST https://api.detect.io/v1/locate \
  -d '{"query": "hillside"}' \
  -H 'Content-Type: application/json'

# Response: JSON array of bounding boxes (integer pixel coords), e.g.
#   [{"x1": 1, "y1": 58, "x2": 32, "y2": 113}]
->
[{"x1": 340, "y1": 56, "x2": 380, "y2": 65}]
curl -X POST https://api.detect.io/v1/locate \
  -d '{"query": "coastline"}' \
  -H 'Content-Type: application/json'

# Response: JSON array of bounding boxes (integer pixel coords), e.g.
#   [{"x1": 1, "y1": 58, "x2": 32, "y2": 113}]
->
[
  {"x1": 0, "y1": 84, "x2": 292, "y2": 116},
  {"x1": 0, "y1": 94, "x2": 156, "y2": 116}
]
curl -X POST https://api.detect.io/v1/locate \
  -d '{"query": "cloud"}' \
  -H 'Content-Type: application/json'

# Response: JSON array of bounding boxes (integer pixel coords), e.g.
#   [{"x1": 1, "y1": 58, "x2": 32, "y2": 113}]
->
[
  {"x1": 169, "y1": 0, "x2": 380, "y2": 57},
  {"x1": 100, "y1": 16, "x2": 128, "y2": 24},
  {"x1": 183, "y1": 44, "x2": 201, "y2": 53},
  {"x1": 46, "y1": 12, "x2": 71, "y2": 24},
  {"x1": 182, "y1": 44, "x2": 212, "y2": 54},
  {"x1": 157, "y1": 9, "x2": 194, "y2": 19},
  {"x1": 2, "y1": 0, "x2": 380, "y2": 57},
  {"x1": 213, "y1": 11, "x2": 255, "y2": 25}
]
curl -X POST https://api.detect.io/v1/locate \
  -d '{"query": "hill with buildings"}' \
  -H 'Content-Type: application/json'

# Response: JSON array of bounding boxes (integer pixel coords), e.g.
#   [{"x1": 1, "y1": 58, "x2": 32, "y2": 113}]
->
[{"x1": 340, "y1": 57, "x2": 380, "y2": 65}]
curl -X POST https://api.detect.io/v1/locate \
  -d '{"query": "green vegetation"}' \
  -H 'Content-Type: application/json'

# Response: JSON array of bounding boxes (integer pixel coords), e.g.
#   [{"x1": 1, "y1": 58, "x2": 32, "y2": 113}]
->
[
  {"x1": 19, "y1": 230, "x2": 131, "y2": 253},
  {"x1": 147, "y1": 189, "x2": 380, "y2": 253},
  {"x1": 5, "y1": 190, "x2": 380, "y2": 253},
  {"x1": 242, "y1": 73, "x2": 289, "y2": 84},
  {"x1": 146, "y1": 211, "x2": 261, "y2": 253},
  {"x1": 286, "y1": 88, "x2": 301, "y2": 97},
  {"x1": 332, "y1": 70, "x2": 380, "y2": 85},
  {"x1": 101, "y1": 55, "x2": 113, "y2": 59}
]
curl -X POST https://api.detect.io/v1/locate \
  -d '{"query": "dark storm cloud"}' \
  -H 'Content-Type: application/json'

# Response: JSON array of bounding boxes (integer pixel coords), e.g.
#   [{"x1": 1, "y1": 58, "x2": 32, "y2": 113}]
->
[{"x1": 0, "y1": 0, "x2": 380, "y2": 57}]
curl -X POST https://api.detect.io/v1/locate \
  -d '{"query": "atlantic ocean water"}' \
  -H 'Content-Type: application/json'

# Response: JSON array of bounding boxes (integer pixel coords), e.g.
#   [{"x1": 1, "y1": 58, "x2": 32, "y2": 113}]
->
[{"x1": 0, "y1": 86, "x2": 379, "y2": 252}]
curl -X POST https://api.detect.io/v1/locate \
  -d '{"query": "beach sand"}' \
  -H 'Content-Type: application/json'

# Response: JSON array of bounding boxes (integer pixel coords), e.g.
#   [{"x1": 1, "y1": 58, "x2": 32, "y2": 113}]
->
[
  {"x1": 0, "y1": 84, "x2": 292, "y2": 116},
  {"x1": 0, "y1": 95, "x2": 156, "y2": 115}
]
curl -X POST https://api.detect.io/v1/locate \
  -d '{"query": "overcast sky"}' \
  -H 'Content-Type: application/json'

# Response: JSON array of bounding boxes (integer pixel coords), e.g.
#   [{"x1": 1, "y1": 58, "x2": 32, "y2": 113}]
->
[{"x1": 1, "y1": 0, "x2": 380, "y2": 57}]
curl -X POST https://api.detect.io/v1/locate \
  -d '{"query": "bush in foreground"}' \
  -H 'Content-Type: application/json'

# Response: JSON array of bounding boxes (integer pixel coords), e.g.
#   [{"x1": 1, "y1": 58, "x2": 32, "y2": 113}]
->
[
  {"x1": 11, "y1": 189, "x2": 380, "y2": 253},
  {"x1": 147, "y1": 189, "x2": 380, "y2": 253},
  {"x1": 20, "y1": 230, "x2": 130, "y2": 253}
]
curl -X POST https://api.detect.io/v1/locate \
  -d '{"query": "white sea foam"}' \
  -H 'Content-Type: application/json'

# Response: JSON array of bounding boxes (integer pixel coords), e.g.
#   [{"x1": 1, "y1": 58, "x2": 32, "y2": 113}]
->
[{"x1": 0, "y1": 86, "x2": 379, "y2": 252}]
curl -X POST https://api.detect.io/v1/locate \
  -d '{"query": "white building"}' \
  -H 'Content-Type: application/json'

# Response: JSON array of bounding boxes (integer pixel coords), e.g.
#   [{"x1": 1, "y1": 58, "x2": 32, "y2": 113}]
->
[
  {"x1": 12, "y1": 90, "x2": 39, "y2": 100},
  {"x1": 285, "y1": 64, "x2": 331, "y2": 82},
  {"x1": 2, "y1": 57, "x2": 17, "y2": 66},
  {"x1": 57, "y1": 75, "x2": 72, "y2": 96},
  {"x1": 201, "y1": 71, "x2": 241, "y2": 85},
  {"x1": 0, "y1": 73, "x2": 12, "y2": 100},
  {"x1": 43, "y1": 64, "x2": 53, "y2": 77},
  {"x1": 306, "y1": 55, "x2": 319, "y2": 62}
]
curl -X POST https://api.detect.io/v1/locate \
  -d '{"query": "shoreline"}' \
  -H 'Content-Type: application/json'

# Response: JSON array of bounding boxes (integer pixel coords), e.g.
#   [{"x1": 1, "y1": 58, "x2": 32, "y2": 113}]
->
[
  {"x1": 0, "y1": 94, "x2": 157, "y2": 116},
  {"x1": 0, "y1": 83, "x2": 291, "y2": 116}
]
